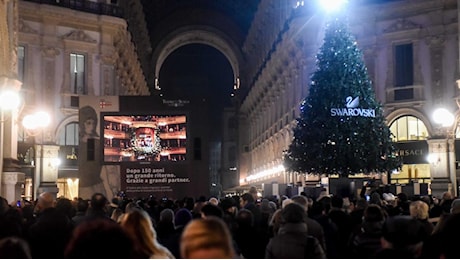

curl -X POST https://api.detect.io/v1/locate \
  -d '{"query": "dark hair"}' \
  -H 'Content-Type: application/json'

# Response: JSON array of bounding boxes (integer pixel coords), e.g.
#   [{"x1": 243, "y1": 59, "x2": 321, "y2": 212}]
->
[
  {"x1": 0, "y1": 236, "x2": 31, "y2": 259},
  {"x1": 364, "y1": 204, "x2": 385, "y2": 222},
  {"x1": 241, "y1": 193, "x2": 254, "y2": 203},
  {"x1": 79, "y1": 105, "x2": 99, "y2": 139},
  {"x1": 236, "y1": 209, "x2": 254, "y2": 227},
  {"x1": 281, "y1": 203, "x2": 307, "y2": 224},
  {"x1": 76, "y1": 199, "x2": 89, "y2": 212},
  {"x1": 65, "y1": 219, "x2": 134, "y2": 258},
  {"x1": 201, "y1": 203, "x2": 223, "y2": 218},
  {"x1": 382, "y1": 215, "x2": 427, "y2": 248},
  {"x1": 90, "y1": 193, "x2": 108, "y2": 211}
]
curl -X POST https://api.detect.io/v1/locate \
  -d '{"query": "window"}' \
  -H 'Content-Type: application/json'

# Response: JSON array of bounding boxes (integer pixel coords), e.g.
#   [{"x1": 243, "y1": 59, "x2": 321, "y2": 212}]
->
[
  {"x1": 18, "y1": 46, "x2": 25, "y2": 83},
  {"x1": 389, "y1": 116, "x2": 428, "y2": 142},
  {"x1": 394, "y1": 43, "x2": 413, "y2": 87},
  {"x1": 394, "y1": 43, "x2": 414, "y2": 100},
  {"x1": 58, "y1": 122, "x2": 79, "y2": 146},
  {"x1": 70, "y1": 53, "x2": 86, "y2": 94}
]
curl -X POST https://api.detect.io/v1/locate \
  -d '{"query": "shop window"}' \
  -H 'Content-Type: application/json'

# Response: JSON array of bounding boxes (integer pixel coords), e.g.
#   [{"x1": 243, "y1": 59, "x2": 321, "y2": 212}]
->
[{"x1": 389, "y1": 116, "x2": 428, "y2": 142}]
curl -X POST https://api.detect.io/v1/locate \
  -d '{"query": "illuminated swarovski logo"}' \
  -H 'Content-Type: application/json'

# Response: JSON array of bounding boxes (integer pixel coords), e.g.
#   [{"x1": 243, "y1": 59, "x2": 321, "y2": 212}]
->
[{"x1": 330, "y1": 96, "x2": 375, "y2": 117}]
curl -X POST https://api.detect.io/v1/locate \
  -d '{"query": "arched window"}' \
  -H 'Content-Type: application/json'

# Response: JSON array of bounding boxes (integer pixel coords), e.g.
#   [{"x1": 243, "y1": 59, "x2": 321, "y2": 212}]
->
[
  {"x1": 389, "y1": 116, "x2": 428, "y2": 142},
  {"x1": 58, "y1": 122, "x2": 79, "y2": 146}
]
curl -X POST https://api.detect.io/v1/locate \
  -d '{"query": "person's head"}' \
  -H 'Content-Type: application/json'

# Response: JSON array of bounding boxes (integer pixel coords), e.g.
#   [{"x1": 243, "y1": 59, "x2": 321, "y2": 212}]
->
[
  {"x1": 35, "y1": 192, "x2": 55, "y2": 212},
  {"x1": 180, "y1": 217, "x2": 235, "y2": 259},
  {"x1": 208, "y1": 197, "x2": 219, "y2": 206},
  {"x1": 236, "y1": 208, "x2": 254, "y2": 228},
  {"x1": 79, "y1": 105, "x2": 99, "y2": 139},
  {"x1": 409, "y1": 200, "x2": 429, "y2": 220},
  {"x1": 76, "y1": 198, "x2": 89, "y2": 213},
  {"x1": 64, "y1": 219, "x2": 134, "y2": 258},
  {"x1": 56, "y1": 197, "x2": 74, "y2": 218},
  {"x1": 89, "y1": 192, "x2": 108, "y2": 211},
  {"x1": 219, "y1": 197, "x2": 236, "y2": 214},
  {"x1": 159, "y1": 208, "x2": 175, "y2": 223},
  {"x1": 291, "y1": 195, "x2": 309, "y2": 212},
  {"x1": 174, "y1": 208, "x2": 193, "y2": 228},
  {"x1": 281, "y1": 202, "x2": 307, "y2": 224},
  {"x1": 363, "y1": 204, "x2": 385, "y2": 222},
  {"x1": 249, "y1": 186, "x2": 258, "y2": 200},
  {"x1": 120, "y1": 209, "x2": 163, "y2": 258},
  {"x1": 240, "y1": 192, "x2": 254, "y2": 207},
  {"x1": 0, "y1": 236, "x2": 31, "y2": 259},
  {"x1": 450, "y1": 198, "x2": 460, "y2": 214},
  {"x1": 200, "y1": 203, "x2": 223, "y2": 219},
  {"x1": 438, "y1": 213, "x2": 460, "y2": 258},
  {"x1": 381, "y1": 215, "x2": 427, "y2": 257}
]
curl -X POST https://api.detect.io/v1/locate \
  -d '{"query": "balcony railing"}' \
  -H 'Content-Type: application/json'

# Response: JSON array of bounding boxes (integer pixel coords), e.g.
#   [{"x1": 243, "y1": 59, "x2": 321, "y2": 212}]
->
[{"x1": 23, "y1": 0, "x2": 123, "y2": 18}]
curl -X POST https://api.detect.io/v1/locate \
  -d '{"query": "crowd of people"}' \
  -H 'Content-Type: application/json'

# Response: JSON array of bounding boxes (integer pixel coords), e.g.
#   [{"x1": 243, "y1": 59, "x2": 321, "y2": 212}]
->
[{"x1": 0, "y1": 186, "x2": 459, "y2": 258}]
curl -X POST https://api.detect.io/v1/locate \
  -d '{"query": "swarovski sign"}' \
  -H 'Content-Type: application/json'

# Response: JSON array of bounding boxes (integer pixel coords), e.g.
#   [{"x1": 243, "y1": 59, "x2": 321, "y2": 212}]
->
[{"x1": 330, "y1": 96, "x2": 375, "y2": 118}]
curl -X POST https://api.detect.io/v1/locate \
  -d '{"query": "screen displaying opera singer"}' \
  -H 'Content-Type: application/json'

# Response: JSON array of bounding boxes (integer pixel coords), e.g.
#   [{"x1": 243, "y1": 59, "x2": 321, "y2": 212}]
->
[{"x1": 103, "y1": 115, "x2": 186, "y2": 162}]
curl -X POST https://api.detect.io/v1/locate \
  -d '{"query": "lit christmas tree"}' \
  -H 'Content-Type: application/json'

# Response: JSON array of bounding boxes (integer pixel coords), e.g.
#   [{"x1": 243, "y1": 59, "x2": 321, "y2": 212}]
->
[{"x1": 283, "y1": 14, "x2": 401, "y2": 177}]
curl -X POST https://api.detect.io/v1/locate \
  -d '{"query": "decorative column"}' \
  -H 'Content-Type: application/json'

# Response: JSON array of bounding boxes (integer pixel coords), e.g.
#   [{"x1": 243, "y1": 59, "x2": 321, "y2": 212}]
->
[
  {"x1": 2, "y1": 171, "x2": 24, "y2": 204},
  {"x1": 427, "y1": 139, "x2": 454, "y2": 198}
]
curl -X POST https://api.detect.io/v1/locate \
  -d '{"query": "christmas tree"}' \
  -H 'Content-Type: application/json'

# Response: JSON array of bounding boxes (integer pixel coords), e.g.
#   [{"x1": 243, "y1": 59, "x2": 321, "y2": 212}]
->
[{"x1": 283, "y1": 14, "x2": 401, "y2": 177}]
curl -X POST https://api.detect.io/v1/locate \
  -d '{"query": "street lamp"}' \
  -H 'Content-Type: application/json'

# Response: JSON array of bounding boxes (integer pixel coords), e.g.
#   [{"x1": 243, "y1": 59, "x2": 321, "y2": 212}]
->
[
  {"x1": 0, "y1": 90, "x2": 21, "y2": 197},
  {"x1": 431, "y1": 107, "x2": 457, "y2": 197},
  {"x1": 22, "y1": 111, "x2": 51, "y2": 198}
]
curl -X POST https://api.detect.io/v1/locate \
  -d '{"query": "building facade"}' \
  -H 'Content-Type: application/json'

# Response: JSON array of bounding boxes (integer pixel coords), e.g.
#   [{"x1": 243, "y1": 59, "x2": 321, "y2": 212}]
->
[
  {"x1": 237, "y1": 0, "x2": 460, "y2": 198},
  {"x1": 0, "y1": 0, "x2": 149, "y2": 202},
  {"x1": 2, "y1": 0, "x2": 460, "y2": 202}
]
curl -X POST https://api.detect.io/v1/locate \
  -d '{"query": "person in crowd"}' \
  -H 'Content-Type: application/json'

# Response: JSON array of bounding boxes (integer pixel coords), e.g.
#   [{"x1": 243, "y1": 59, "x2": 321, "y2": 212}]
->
[
  {"x1": 165, "y1": 208, "x2": 193, "y2": 258},
  {"x1": 180, "y1": 216, "x2": 237, "y2": 259},
  {"x1": 409, "y1": 200, "x2": 434, "y2": 236},
  {"x1": 260, "y1": 198, "x2": 276, "y2": 232},
  {"x1": 64, "y1": 218, "x2": 135, "y2": 258},
  {"x1": 309, "y1": 196, "x2": 340, "y2": 258},
  {"x1": 265, "y1": 203, "x2": 325, "y2": 258},
  {"x1": 156, "y1": 208, "x2": 176, "y2": 246},
  {"x1": 249, "y1": 186, "x2": 259, "y2": 201},
  {"x1": 349, "y1": 197, "x2": 368, "y2": 228},
  {"x1": 120, "y1": 208, "x2": 175, "y2": 259},
  {"x1": 291, "y1": 194, "x2": 327, "y2": 252},
  {"x1": 267, "y1": 208, "x2": 283, "y2": 238},
  {"x1": 421, "y1": 197, "x2": 460, "y2": 258},
  {"x1": 71, "y1": 198, "x2": 88, "y2": 225},
  {"x1": 26, "y1": 192, "x2": 74, "y2": 258},
  {"x1": 208, "y1": 197, "x2": 219, "y2": 206},
  {"x1": 434, "y1": 211, "x2": 460, "y2": 258},
  {"x1": 233, "y1": 209, "x2": 266, "y2": 258},
  {"x1": 219, "y1": 197, "x2": 238, "y2": 236},
  {"x1": 375, "y1": 215, "x2": 428, "y2": 258},
  {"x1": 79, "y1": 192, "x2": 112, "y2": 223},
  {"x1": 327, "y1": 195, "x2": 353, "y2": 258},
  {"x1": 55, "y1": 197, "x2": 75, "y2": 223},
  {"x1": 348, "y1": 204, "x2": 386, "y2": 258},
  {"x1": 200, "y1": 203, "x2": 224, "y2": 219},
  {"x1": 240, "y1": 192, "x2": 262, "y2": 230},
  {"x1": 0, "y1": 236, "x2": 31, "y2": 259},
  {"x1": 0, "y1": 196, "x2": 23, "y2": 239},
  {"x1": 110, "y1": 207, "x2": 124, "y2": 223}
]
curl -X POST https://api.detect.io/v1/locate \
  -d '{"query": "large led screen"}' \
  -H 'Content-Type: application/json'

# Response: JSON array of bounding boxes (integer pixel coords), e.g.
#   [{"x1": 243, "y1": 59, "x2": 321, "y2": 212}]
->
[{"x1": 103, "y1": 115, "x2": 186, "y2": 162}]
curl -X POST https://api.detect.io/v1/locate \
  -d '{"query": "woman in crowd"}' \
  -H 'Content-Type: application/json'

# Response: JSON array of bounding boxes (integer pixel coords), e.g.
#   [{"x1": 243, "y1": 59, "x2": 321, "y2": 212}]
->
[
  {"x1": 120, "y1": 208, "x2": 175, "y2": 259},
  {"x1": 180, "y1": 216, "x2": 236, "y2": 259}
]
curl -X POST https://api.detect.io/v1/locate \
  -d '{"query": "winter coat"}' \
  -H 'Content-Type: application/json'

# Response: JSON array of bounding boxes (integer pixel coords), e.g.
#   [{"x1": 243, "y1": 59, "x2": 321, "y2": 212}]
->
[{"x1": 265, "y1": 222, "x2": 325, "y2": 259}]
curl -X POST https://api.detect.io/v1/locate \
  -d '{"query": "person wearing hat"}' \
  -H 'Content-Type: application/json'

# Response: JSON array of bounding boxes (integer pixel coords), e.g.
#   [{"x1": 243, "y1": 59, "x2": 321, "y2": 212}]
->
[{"x1": 375, "y1": 215, "x2": 428, "y2": 258}]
